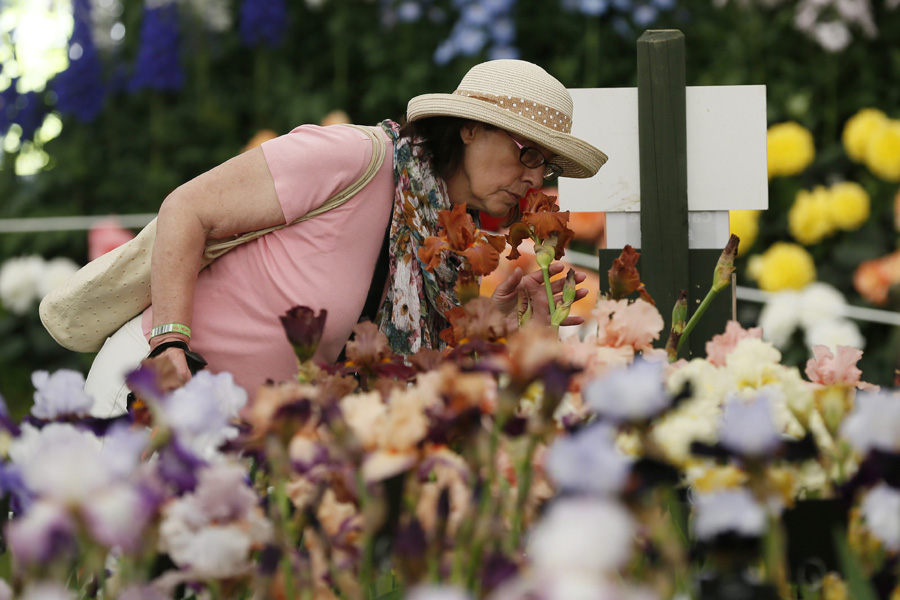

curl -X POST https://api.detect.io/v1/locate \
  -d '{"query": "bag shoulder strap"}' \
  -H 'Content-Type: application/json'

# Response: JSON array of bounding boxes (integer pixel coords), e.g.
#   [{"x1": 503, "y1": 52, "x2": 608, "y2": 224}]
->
[{"x1": 202, "y1": 124, "x2": 387, "y2": 264}]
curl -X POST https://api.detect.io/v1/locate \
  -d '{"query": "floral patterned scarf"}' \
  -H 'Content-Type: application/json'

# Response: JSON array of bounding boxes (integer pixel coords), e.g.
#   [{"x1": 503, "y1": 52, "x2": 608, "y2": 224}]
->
[{"x1": 376, "y1": 119, "x2": 463, "y2": 355}]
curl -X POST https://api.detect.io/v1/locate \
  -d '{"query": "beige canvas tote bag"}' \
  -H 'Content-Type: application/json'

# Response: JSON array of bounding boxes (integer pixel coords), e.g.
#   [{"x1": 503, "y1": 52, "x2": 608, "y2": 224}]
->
[{"x1": 40, "y1": 125, "x2": 387, "y2": 352}]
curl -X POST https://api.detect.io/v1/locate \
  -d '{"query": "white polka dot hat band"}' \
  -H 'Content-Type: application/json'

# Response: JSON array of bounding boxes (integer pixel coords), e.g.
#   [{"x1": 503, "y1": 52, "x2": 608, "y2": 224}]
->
[{"x1": 405, "y1": 59, "x2": 608, "y2": 179}]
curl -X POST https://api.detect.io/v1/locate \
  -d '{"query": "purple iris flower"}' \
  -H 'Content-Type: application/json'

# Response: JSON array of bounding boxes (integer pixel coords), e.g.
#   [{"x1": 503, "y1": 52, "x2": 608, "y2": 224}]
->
[
  {"x1": 5, "y1": 500, "x2": 77, "y2": 565},
  {"x1": 545, "y1": 423, "x2": 632, "y2": 495},
  {"x1": 583, "y1": 359, "x2": 671, "y2": 423},
  {"x1": 30, "y1": 370, "x2": 94, "y2": 420}
]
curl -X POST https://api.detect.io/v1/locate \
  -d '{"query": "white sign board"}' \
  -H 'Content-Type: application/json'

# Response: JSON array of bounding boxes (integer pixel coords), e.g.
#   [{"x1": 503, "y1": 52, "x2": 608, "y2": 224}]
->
[
  {"x1": 558, "y1": 85, "x2": 768, "y2": 214},
  {"x1": 605, "y1": 211, "x2": 732, "y2": 250}
]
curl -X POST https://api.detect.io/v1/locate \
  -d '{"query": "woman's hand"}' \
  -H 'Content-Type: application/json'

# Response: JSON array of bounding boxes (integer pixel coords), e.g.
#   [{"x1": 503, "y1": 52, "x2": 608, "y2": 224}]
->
[
  {"x1": 491, "y1": 263, "x2": 589, "y2": 330},
  {"x1": 149, "y1": 334, "x2": 193, "y2": 382}
]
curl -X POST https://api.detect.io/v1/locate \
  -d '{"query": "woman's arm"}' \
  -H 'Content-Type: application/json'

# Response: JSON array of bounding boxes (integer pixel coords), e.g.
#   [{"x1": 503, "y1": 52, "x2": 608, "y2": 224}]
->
[{"x1": 150, "y1": 146, "x2": 285, "y2": 380}]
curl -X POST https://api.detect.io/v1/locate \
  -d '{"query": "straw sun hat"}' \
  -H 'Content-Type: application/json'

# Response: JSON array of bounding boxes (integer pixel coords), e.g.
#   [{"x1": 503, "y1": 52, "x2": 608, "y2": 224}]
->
[{"x1": 406, "y1": 60, "x2": 608, "y2": 179}]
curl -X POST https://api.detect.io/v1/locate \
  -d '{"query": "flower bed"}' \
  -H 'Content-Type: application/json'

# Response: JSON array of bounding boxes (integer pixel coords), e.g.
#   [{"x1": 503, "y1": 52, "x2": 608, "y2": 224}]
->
[{"x1": 0, "y1": 199, "x2": 897, "y2": 599}]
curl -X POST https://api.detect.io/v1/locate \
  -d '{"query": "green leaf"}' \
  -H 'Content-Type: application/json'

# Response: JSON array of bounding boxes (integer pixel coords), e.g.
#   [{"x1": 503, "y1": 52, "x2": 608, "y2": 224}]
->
[{"x1": 833, "y1": 528, "x2": 879, "y2": 600}]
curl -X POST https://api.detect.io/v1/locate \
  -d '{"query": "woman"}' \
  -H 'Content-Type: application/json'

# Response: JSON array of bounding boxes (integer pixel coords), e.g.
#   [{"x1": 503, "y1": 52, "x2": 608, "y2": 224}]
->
[{"x1": 85, "y1": 59, "x2": 608, "y2": 417}]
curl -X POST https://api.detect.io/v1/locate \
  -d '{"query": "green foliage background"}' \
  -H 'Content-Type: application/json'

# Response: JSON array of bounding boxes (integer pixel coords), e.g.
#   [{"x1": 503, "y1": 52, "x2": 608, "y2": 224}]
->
[{"x1": 1, "y1": 0, "x2": 899, "y2": 413}]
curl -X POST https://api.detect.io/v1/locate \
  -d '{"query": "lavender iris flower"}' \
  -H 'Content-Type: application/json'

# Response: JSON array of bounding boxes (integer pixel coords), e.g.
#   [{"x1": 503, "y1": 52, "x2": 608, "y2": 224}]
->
[
  {"x1": 545, "y1": 423, "x2": 632, "y2": 495},
  {"x1": 5, "y1": 500, "x2": 77, "y2": 565},
  {"x1": 717, "y1": 392, "x2": 781, "y2": 457},
  {"x1": 692, "y1": 489, "x2": 767, "y2": 541},
  {"x1": 30, "y1": 370, "x2": 94, "y2": 420},
  {"x1": 840, "y1": 389, "x2": 900, "y2": 455},
  {"x1": 583, "y1": 358, "x2": 671, "y2": 423}
]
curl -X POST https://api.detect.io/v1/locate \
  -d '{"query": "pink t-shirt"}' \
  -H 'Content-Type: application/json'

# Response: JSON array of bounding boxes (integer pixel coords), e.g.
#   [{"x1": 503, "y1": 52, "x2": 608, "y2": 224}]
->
[{"x1": 143, "y1": 124, "x2": 394, "y2": 395}]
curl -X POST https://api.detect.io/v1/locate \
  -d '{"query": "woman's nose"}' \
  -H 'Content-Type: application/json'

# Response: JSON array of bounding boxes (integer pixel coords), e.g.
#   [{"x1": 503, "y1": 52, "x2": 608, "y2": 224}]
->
[{"x1": 523, "y1": 165, "x2": 544, "y2": 189}]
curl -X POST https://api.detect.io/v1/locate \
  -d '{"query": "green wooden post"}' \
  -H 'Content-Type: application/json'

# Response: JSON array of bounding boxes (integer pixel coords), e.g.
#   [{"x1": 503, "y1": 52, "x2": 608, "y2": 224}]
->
[
  {"x1": 599, "y1": 30, "x2": 730, "y2": 359},
  {"x1": 636, "y1": 29, "x2": 689, "y2": 347}
]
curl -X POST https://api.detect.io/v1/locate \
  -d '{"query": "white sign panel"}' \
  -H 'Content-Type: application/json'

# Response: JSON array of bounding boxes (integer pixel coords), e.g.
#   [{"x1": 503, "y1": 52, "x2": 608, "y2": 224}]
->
[
  {"x1": 558, "y1": 85, "x2": 768, "y2": 213},
  {"x1": 605, "y1": 211, "x2": 731, "y2": 250}
]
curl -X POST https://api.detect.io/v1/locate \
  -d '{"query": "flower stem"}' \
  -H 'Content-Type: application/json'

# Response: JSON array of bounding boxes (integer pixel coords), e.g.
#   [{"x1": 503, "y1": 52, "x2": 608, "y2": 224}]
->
[
  {"x1": 675, "y1": 285, "x2": 719, "y2": 356},
  {"x1": 509, "y1": 435, "x2": 539, "y2": 552},
  {"x1": 540, "y1": 266, "x2": 555, "y2": 326}
]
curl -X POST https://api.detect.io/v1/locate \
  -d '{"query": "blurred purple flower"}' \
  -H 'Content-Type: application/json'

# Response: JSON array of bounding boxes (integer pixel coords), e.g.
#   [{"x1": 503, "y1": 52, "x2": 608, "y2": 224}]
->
[
  {"x1": 860, "y1": 483, "x2": 900, "y2": 551},
  {"x1": 397, "y1": 1, "x2": 423, "y2": 22},
  {"x1": 163, "y1": 371, "x2": 247, "y2": 460},
  {"x1": 0, "y1": 463, "x2": 33, "y2": 514},
  {"x1": 583, "y1": 358, "x2": 671, "y2": 423},
  {"x1": 11, "y1": 91, "x2": 45, "y2": 142},
  {"x1": 544, "y1": 423, "x2": 632, "y2": 495},
  {"x1": 239, "y1": 0, "x2": 288, "y2": 48},
  {"x1": 30, "y1": 369, "x2": 94, "y2": 420},
  {"x1": 718, "y1": 393, "x2": 781, "y2": 457},
  {"x1": 156, "y1": 439, "x2": 206, "y2": 494},
  {"x1": 632, "y1": 3, "x2": 659, "y2": 26},
  {"x1": 52, "y1": 0, "x2": 105, "y2": 122},
  {"x1": 692, "y1": 489, "x2": 767, "y2": 541},
  {"x1": 81, "y1": 481, "x2": 159, "y2": 552},
  {"x1": 9, "y1": 423, "x2": 114, "y2": 504},
  {"x1": 5, "y1": 500, "x2": 77, "y2": 565},
  {"x1": 0, "y1": 81, "x2": 18, "y2": 136},
  {"x1": 840, "y1": 389, "x2": 900, "y2": 455},
  {"x1": 129, "y1": 3, "x2": 184, "y2": 93}
]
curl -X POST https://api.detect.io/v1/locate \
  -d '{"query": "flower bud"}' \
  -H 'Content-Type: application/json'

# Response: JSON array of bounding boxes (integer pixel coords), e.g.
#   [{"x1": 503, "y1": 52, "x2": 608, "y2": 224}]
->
[{"x1": 712, "y1": 234, "x2": 740, "y2": 293}]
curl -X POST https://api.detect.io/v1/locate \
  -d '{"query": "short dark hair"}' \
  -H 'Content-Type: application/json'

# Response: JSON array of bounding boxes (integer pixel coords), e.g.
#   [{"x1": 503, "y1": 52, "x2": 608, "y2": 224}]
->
[{"x1": 399, "y1": 117, "x2": 495, "y2": 181}]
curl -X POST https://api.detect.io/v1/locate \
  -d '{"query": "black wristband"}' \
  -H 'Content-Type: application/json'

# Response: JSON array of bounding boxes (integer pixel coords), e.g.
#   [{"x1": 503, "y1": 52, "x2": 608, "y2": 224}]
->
[{"x1": 147, "y1": 341, "x2": 208, "y2": 375}]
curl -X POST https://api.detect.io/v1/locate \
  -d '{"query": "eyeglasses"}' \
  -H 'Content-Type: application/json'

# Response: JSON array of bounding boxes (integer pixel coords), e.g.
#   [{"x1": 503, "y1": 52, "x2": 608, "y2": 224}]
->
[{"x1": 504, "y1": 131, "x2": 564, "y2": 183}]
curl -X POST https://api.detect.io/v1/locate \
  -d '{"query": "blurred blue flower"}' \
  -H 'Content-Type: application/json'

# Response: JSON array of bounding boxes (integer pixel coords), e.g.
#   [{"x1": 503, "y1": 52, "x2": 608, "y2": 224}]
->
[
  {"x1": 434, "y1": 40, "x2": 456, "y2": 65},
  {"x1": 239, "y1": 0, "x2": 288, "y2": 47},
  {"x1": 488, "y1": 45, "x2": 519, "y2": 60},
  {"x1": 52, "y1": 0, "x2": 105, "y2": 123},
  {"x1": 129, "y1": 3, "x2": 184, "y2": 93},
  {"x1": 0, "y1": 80, "x2": 17, "y2": 136},
  {"x1": 452, "y1": 25, "x2": 488, "y2": 55},
  {"x1": 489, "y1": 17, "x2": 516, "y2": 45},
  {"x1": 580, "y1": 0, "x2": 609, "y2": 15},
  {"x1": 651, "y1": 0, "x2": 676, "y2": 10},
  {"x1": 717, "y1": 392, "x2": 781, "y2": 457},
  {"x1": 632, "y1": 3, "x2": 658, "y2": 27},
  {"x1": 583, "y1": 358, "x2": 671, "y2": 423},
  {"x1": 692, "y1": 489, "x2": 767, "y2": 541},
  {"x1": 14, "y1": 91, "x2": 45, "y2": 142},
  {"x1": 397, "y1": 1, "x2": 423, "y2": 22},
  {"x1": 461, "y1": 3, "x2": 491, "y2": 26},
  {"x1": 612, "y1": 0, "x2": 633, "y2": 11},
  {"x1": 545, "y1": 423, "x2": 632, "y2": 495}
]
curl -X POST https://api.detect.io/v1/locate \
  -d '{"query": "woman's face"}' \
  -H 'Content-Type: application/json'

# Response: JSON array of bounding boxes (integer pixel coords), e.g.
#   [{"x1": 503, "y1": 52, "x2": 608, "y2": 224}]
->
[{"x1": 445, "y1": 122, "x2": 551, "y2": 217}]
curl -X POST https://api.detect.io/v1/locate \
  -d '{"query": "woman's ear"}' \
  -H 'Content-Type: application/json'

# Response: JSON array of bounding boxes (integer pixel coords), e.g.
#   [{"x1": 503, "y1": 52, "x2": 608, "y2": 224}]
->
[{"x1": 459, "y1": 121, "x2": 481, "y2": 145}]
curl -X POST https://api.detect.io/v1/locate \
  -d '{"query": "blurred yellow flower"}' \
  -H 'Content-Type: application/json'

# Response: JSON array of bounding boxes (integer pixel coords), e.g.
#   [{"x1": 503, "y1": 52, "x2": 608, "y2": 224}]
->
[
  {"x1": 729, "y1": 210, "x2": 760, "y2": 256},
  {"x1": 865, "y1": 120, "x2": 900, "y2": 181},
  {"x1": 767, "y1": 121, "x2": 815, "y2": 178},
  {"x1": 829, "y1": 181, "x2": 870, "y2": 231},
  {"x1": 748, "y1": 242, "x2": 817, "y2": 291},
  {"x1": 692, "y1": 464, "x2": 748, "y2": 493},
  {"x1": 789, "y1": 186, "x2": 834, "y2": 245},
  {"x1": 842, "y1": 108, "x2": 888, "y2": 162}
]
